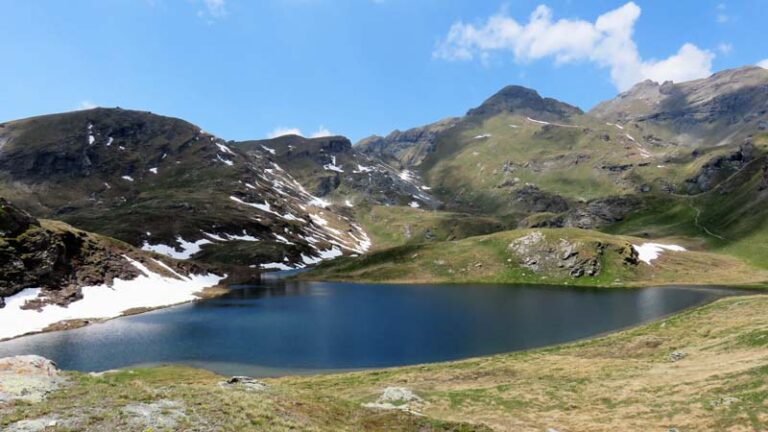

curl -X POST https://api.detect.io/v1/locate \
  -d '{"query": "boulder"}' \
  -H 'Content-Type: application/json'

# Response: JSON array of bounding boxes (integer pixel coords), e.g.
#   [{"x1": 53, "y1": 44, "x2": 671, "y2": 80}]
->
[{"x1": 0, "y1": 355, "x2": 62, "y2": 403}]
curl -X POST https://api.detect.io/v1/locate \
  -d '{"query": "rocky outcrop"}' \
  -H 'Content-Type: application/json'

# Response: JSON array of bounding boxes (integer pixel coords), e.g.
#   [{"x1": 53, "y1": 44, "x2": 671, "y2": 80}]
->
[
  {"x1": 507, "y1": 231, "x2": 637, "y2": 279},
  {"x1": 563, "y1": 196, "x2": 643, "y2": 229},
  {"x1": 356, "y1": 117, "x2": 459, "y2": 168},
  {"x1": 513, "y1": 185, "x2": 569, "y2": 214},
  {"x1": 362, "y1": 387, "x2": 425, "y2": 414},
  {"x1": 0, "y1": 355, "x2": 62, "y2": 403},
  {"x1": 684, "y1": 142, "x2": 755, "y2": 193},
  {"x1": 507, "y1": 232, "x2": 600, "y2": 278},
  {"x1": 0, "y1": 198, "x2": 147, "y2": 308}
]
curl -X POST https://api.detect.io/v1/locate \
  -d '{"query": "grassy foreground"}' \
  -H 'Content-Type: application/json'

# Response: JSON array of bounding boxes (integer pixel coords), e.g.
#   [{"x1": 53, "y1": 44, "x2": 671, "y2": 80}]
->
[{"x1": 3, "y1": 295, "x2": 767, "y2": 431}]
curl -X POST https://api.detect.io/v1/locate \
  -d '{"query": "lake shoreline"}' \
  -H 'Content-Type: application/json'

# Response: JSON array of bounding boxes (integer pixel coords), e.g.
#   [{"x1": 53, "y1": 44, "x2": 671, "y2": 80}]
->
[{"x1": 4, "y1": 294, "x2": 767, "y2": 431}]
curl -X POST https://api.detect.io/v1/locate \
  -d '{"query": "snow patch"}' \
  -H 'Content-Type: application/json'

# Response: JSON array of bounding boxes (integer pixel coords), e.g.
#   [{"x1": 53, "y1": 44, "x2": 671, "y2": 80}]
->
[
  {"x1": 260, "y1": 262, "x2": 294, "y2": 271},
  {"x1": 149, "y1": 167, "x2": 158, "y2": 174},
  {"x1": 203, "y1": 231, "x2": 259, "y2": 242},
  {"x1": 260, "y1": 145, "x2": 276, "y2": 155},
  {"x1": 301, "y1": 246, "x2": 343, "y2": 265},
  {"x1": 0, "y1": 256, "x2": 223, "y2": 340},
  {"x1": 121, "y1": 176, "x2": 134, "y2": 182},
  {"x1": 308, "y1": 196, "x2": 331, "y2": 208},
  {"x1": 398, "y1": 170, "x2": 415, "y2": 182},
  {"x1": 141, "y1": 236, "x2": 213, "y2": 260},
  {"x1": 633, "y1": 243, "x2": 687, "y2": 265},
  {"x1": 230, "y1": 196, "x2": 275, "y2": 214},
  {"x1": 323, "y1": 156, "x2": 344, "y2": 173},
  {"x1": 216, "y1": 154, "x2": 234, "y2": 166},
  {"x1": 526, "y1": 117, "x2": 551, "y2": 125},
  {"x1": 215, "y1": 143, "x2": 236, "y2": 155}
]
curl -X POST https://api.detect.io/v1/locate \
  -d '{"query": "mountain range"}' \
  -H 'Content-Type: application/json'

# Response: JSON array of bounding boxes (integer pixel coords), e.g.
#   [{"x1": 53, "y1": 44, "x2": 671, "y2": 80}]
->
[{"x1": 3, "y1": 65, "x2": 768, "y2": 334}]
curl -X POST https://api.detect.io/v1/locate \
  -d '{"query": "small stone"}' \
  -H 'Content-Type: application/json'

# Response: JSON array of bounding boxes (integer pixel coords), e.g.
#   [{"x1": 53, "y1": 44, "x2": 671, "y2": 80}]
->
[
  {"x1": 669, "y1": 351, "x2": 687, "y2": 362},
  {"x1": 219, "y1": 376, "x2": 267, "y2": 391}
]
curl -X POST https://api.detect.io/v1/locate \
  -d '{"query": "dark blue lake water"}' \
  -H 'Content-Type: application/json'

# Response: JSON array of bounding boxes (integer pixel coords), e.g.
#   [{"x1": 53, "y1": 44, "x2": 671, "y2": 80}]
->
[{"x1": 0, "y1": 279, "x2": 736, "y2": 376}]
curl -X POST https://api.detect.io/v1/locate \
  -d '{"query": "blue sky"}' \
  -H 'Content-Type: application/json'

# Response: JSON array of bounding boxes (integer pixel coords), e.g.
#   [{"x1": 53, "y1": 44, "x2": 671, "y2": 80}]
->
[{"x1": 1, "y1": 0, "x2": 766, "y2": 142}]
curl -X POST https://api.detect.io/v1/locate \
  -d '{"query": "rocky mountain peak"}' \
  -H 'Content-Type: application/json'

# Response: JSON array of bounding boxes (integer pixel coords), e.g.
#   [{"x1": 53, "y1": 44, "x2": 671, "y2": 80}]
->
[{"x1": 467, "y1": 85, "x2": 583, "y2": 119}]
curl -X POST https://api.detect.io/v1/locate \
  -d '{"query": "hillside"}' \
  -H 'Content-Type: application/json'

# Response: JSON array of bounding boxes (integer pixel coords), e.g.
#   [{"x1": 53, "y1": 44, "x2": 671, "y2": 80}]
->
[
  {"x1": 235, "y1": 134, "x2": 439, "y2": 209},
  {"x1": 0, "y1": 108, "x2": 370, "y2": 272},
  {"x1": 301, "y1": 228, "x2": 768, "y2": 287},
  {"x1": 591, "y1": 66, "x2": 768, "y2": 148},
  {"x1": 346, "y1": 67, "x2": 768, "y2": 274},
  {"x1": 0, "y1": 198, "x2": 224, "y2": 340}
]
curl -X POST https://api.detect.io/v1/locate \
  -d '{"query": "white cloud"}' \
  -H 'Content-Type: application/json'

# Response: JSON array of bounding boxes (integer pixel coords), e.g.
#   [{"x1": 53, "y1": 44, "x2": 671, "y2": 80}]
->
[
  {"x1": 433, "y1": 2, "x2": 714, "y2": 91},
  {"x1": 310, "y1": 126, "x2": 333, "y2": 138},
  {"x1": 758, "y1": 59, "x2": 768, "y2": 69},
  {"x1": 76, "y1": 100, "x2": 98, "y2": 111},
  {"x1": 717, "y1": 42, "x2": 733, "y2": 55},
  {"x1": 267, "y1": 127, "x2": 303, "y2": 138},
  {"x1": 266, "y1": 125, "x2": 335, "y2": 139},
  {"x1": 199, "y1": 0, "x2": 226, "y2": 19},
  {"x1": 716, "y1": 3, "x2": 729, "y2": 23}
]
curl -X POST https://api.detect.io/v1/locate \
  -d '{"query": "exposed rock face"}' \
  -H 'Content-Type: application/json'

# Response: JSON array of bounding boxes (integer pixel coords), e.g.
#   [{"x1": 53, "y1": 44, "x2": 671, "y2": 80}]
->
[
  {"x1": 591, "y1": 66, "x2": 768, "y2": 147},
  {"x1": 507, "y1": 231, "x2": 638, "y2": 278},
  {"x1": 513, "y1": 185, "x2": 569, "y2": 214},
  {"x1": 0, "y1": 197, "x2": 39, "y2": 237},
  {"x1": 507, "y1": 232, "x2": 601, "y2": 278},
  {"x1": 357, "y1": 118, "x2": 459, "y2": 168},
  {"x1": 0, "y1": 197, "x2": 140, "y2": 308},
  {"x1": 0, "y1": 355, "x2": 62, "y2": 403},
  {"x1": 237, "y1": 134, "x2": 440, "y2": 209},
  {"x1": 684, "y1": 142, "x2": 756, "y2": 193},
  {"x1": 563, "y1": 196, "x2": 643, "y2": 229}
]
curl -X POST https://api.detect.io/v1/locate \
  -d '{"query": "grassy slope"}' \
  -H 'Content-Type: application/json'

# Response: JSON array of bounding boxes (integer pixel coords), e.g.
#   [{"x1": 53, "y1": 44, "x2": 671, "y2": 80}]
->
[
  {"x1": 6, "y1": 295, "x2": 767, "y2": 431},
  {"x1": 282, "y1": 295, "x2": 768, "y2": 432},
  {"x1": 300, "y1": 228, "x2": 768, "y2": 287},
  {"x1": 358, "y1": 205, "x2": 512, "y2": 251},
  {"x1": 607, "y1": 135, "x2": 768, "y2": 270},
  {"x1": 418, "y1": 113, "x2": 672, "y2": 214}
]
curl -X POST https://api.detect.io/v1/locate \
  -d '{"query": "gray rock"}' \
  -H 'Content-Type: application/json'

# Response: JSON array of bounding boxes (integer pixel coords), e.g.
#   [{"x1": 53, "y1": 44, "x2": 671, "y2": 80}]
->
[
  {"x1": 3, "y1": 417, "x2": 60, "y2": 432},
  {"x1": 363, "y1": 386, "x2": 425, "y2": 413},
  {"x1": 0, "y1": 355, "x2": 62, "y2": 403},
  {"x1": 123, "y1": 399, "x2": 187, "y2": 429},
  {"x1": 219, "y1": 375, "x2": 267, "y2": 391},
  {"x1": 669, "y1": 351, "x2": 687, "y2": 362}
]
